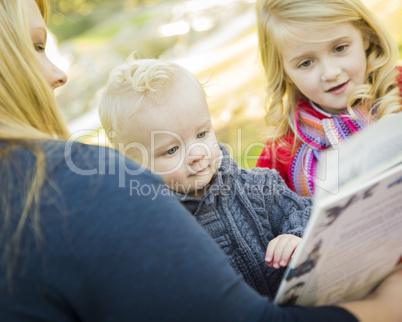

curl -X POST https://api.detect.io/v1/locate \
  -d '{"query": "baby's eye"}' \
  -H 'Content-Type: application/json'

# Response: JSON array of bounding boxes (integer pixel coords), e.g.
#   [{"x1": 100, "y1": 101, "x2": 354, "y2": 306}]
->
[
  {"x1": 196, "y1": 131, "x2": 206, "y2": 139},
  {"x1": 334, "y1": 45, "x2": 347, "y2": 53},
  {"x1": 298, "y1": 60, "x2": 312, "y2": 69},
  {"x1": 166, "y1": 146, "x2": 178, "y2": 155},
  {"x1": 34, "y1": 43, "x2": 46, "y2": 53}
]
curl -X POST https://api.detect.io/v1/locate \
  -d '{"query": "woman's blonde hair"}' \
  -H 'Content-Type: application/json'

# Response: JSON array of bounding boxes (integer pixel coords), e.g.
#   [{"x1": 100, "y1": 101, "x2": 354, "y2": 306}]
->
[
  {"x1": 0, "y1": 0, "x2": 68, "y2": 140},
  {"x1": 256, "y1": 0, "x2": 401, "y2": 142},
  {"x1": 0, "y1": 0, "x2": 69, "y2": 284},
  {"x1": 99, "y1": 54, "x2": 185, "y2": 158}
]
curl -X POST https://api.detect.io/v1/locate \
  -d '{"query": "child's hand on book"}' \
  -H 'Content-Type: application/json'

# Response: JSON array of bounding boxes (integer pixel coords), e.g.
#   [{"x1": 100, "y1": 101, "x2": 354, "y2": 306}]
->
[{"x1": 265, "y1": 234, "x2": 301, "y2": 269}]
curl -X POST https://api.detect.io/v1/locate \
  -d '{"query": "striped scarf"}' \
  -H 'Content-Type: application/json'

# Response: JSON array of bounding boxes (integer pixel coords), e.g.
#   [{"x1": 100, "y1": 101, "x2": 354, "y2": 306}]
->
[{"x1": 290, "y1": 98, "x2": 375, "y2": 197}]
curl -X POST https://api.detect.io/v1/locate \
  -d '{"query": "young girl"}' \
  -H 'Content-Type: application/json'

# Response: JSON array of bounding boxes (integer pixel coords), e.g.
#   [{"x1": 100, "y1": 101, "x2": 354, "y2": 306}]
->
[{"x1": 255, "y1": 0, "x2": 402, "y2": 197}]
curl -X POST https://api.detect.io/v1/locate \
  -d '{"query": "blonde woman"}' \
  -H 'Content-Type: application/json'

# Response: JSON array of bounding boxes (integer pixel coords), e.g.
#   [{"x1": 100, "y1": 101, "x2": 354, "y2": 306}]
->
[
  {"x1": 255, "y1": 0, "x2": 402, "y2": 197},
  {"x1": 1, "y1": 0, "x2": 402, "y2": 321}
]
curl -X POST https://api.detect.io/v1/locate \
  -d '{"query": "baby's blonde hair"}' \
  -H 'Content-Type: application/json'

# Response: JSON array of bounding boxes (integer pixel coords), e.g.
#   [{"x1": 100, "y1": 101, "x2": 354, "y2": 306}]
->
[
  {"x1": 99, "y1": 54, "x2": 185, "y2": 154},
  {"x1": 256, "y1": 0, "x2": 401, "y2": 142}
]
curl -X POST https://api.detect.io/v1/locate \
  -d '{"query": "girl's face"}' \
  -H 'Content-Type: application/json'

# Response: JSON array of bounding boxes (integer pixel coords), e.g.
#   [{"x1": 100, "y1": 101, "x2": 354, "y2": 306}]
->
[
  {"x1": 281, "y1": 23, "x2": 369, "y2": 115},
  {"x1": 27, "y1": 0, "x2": 67, "y2": 90}
]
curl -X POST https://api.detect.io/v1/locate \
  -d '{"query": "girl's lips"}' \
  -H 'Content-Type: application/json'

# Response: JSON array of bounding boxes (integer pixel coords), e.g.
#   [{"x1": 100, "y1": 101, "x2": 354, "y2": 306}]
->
[{"x1": 326, "y1": 81, "x2": 349, "y2": 94}]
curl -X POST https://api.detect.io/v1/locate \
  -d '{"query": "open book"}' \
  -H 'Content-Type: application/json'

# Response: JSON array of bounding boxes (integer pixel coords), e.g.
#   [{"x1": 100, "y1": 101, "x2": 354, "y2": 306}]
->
[{"x1": 274, "y1": 113, "x2": 402, "y2": 306}]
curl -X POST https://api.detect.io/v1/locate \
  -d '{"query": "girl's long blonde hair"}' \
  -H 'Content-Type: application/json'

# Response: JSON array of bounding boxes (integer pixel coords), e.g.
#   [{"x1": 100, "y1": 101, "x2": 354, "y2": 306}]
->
[
  {"x1": 0, "y1": 0, "x2": 69, "y2": 283},
  {"x1": 256, "y1": 0, "x2": 401, "y2": 143}
]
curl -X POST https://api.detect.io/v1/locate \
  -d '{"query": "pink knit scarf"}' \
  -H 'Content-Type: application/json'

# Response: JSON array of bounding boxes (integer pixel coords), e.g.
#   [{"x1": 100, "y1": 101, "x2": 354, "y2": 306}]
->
[{"x1": 290, "y1": 98, "x2": 375, "y2": 197}]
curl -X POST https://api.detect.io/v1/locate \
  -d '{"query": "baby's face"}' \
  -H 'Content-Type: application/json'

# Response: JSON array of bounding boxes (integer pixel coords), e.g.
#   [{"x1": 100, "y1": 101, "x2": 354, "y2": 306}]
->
[{"x1": 130, "y1": 72, "x2": 221, "y2": 198}]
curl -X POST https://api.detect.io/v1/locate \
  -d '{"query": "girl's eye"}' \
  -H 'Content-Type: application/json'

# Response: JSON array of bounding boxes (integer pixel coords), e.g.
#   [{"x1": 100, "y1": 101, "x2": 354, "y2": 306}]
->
[
  {"x1": 197, "y1": 131, "x2": 206, "y2": 139},
  {"x1": 166, "y1": 146, "x2": 178, "y2": 155},
  {"x1": 334, "y1": 45, "x2": 347, "y2": 53},
  {"x1": 299, "y1": 60, "x2": 312, "y2": 68},
  {"x1": 34, "y1": 43, "x2": 46, "y2": 53}
]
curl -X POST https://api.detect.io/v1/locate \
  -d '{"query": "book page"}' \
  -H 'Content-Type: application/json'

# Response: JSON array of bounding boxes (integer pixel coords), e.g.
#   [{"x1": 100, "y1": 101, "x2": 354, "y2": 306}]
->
[
  {"x1": 274, "y1": 163, "x2": 402, "y2": 306},
  {"x1": 315, "y1": 113, "x2": 402, "y2": 199}
]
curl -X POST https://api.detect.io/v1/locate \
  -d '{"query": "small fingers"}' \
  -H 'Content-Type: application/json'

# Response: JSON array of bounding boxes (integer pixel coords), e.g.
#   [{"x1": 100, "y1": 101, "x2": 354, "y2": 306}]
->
[
  {"x1": 265, "y1": 237, "x2": 279, "y2": 267},
  {"x1": 266, "y1": 235, "x2": 302, "y2": 269},
  {"x1": 279, "y1": 237, "x2": 301, "y2": 267},
  {"x1": 272, "y1": 236, "x2": 291, "y2": 268}
]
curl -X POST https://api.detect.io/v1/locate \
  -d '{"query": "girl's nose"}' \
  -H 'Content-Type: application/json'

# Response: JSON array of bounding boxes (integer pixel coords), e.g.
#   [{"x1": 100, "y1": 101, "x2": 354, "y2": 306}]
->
[{"x1": 320, "y1": 60, "x2": 341, "y2": 82}]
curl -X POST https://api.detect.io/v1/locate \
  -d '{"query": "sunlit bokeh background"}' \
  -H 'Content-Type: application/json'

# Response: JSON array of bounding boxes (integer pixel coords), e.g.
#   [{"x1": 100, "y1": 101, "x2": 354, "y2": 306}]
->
[{"x1": 47, "y1": 0, "x2": 402, "y2": 168}]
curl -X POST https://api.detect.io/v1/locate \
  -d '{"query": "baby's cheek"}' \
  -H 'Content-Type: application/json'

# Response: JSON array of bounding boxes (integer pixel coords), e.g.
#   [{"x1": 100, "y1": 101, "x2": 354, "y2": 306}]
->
[
  {"x1": 161, "y1": 172, "x2": 188, "y2": 194},
  {"x1": 152, "y1": 157, "x2": 179, "y2": 175},
  {"x1": 158, "y1": 165, "x2": 184, "y2": 183}
]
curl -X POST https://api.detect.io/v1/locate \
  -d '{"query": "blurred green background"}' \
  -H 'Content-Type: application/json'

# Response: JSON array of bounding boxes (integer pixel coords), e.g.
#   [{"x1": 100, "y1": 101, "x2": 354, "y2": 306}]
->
[{"x1": 48, "y1": 0, "x2": 402, "y2": 169}]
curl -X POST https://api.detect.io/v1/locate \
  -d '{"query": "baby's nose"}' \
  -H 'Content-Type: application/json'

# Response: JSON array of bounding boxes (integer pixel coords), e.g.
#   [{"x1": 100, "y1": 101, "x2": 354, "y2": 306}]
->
[{"x1": 187, "y1": 145, "x2": 208, "y2": 164}]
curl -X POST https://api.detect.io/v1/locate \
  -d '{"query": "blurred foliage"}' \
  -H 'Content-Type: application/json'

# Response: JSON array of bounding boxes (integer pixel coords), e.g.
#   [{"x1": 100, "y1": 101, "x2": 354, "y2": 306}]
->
[
  {"x1": 50, "y1": 0, "x2": 402, "y2": 169},
  {"x1": 48, "y1": 0, "x2": 173, "y2": 42}
]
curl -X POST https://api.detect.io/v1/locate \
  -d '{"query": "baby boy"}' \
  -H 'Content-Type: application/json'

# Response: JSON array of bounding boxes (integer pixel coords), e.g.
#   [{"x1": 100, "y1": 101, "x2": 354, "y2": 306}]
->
[{"x1": 98, "y1": 54, "x2": 311, "y2": 298}]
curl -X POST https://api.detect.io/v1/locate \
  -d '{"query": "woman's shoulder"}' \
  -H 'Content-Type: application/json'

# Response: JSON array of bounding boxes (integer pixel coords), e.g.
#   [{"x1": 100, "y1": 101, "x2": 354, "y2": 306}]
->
[
  {"x1": 3, "y1": 139, "x2": 163, "y2": 221},
  {"x1": 39, "y1": 139, "x2": 153, "y2": 181},
  {"x1": 41, "y1": 140, "x2": 162, "y2": 199},
  {"x1": 41, "y1": 140, "x2": 129, "y2": 168}
]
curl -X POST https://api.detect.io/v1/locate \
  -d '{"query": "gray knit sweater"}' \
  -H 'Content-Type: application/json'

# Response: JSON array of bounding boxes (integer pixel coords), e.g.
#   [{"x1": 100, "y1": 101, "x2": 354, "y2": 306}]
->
[{"x1": 175, "y1": 144, "x2": 312, "y2": 299}]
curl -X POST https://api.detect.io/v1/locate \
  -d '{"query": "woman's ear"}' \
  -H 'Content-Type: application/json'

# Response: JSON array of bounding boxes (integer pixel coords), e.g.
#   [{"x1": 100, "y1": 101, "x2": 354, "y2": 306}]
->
[
  {"x1": 284, "y1": 73, "x2": 293, "y2": 84},
  {"x1": 363, "y1": 36, "x2": 370, "y2": 51}
]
